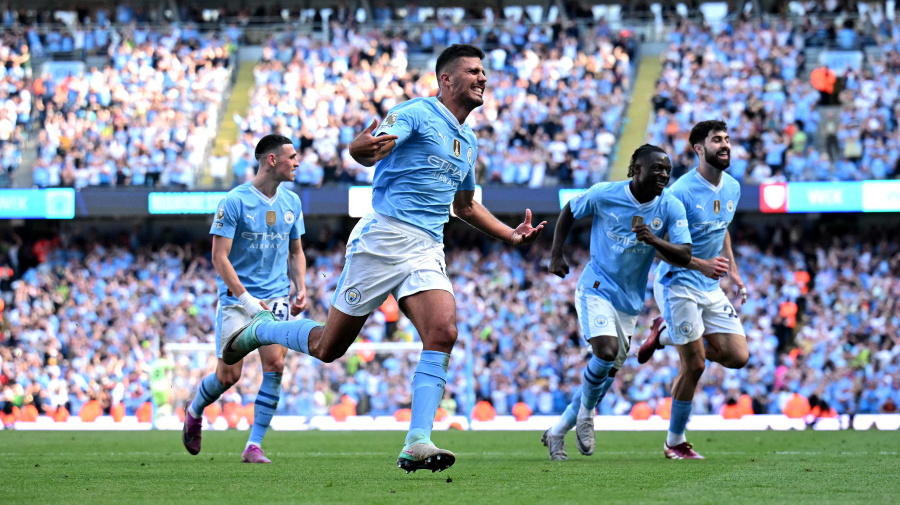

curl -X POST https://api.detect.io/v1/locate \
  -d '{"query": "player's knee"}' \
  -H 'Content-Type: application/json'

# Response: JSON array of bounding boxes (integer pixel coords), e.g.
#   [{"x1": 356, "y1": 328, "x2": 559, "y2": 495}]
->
[
  {"x1": 723, "y1": 351, "x2": 749, "y2": 369},
  {"x1": 261, "y1": 358, "x2": 285, "y2": 373},
  {"x1": 424, "y1": 322, "x2": 458, "y2": 349},
  {"x1": 685, "y1": 358, "x2": 706, "y2": 379},
  {"x1": 216, "y1": 370, "x2": 240, "y2": 389}
]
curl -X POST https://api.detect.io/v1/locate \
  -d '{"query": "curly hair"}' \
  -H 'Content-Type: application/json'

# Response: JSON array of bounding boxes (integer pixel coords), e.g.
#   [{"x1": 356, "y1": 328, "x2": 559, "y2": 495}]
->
[{"x1": 627, "y1": 144, "x2": 668, "y2": 178}]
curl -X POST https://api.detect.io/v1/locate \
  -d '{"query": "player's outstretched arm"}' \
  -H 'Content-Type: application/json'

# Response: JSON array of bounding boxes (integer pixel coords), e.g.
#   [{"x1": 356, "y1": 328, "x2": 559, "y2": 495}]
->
[
  {"x1": 635, "y1": 225, "x2": 691, "y2": 267},
  {"x1": 212, "y1": 235, "x2": 266, "y2": 315},
  {"x1": 288, "y1": 237, "x2": 308, "y2": 315},
  {"x1": 723, "y1": 230, "x2": 747, "y2": 305},
  {"x1": 349, "y1": 119, "x2": 398, "y2": 167},
  {"x1": 452, "y1": 190, "x2": 546, "y2": 246},
  {"x1": 548, "y1": 202, "x2": 576, "y2": 278}
]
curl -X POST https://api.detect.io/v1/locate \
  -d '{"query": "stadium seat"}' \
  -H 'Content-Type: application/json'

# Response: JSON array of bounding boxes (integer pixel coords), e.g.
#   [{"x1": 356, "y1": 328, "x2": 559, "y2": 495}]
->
[
  {"x1": 630, "y1": 402, "x2": 653, "y2": 420},
  {"x1": 721, "y1": 402, "x2": 743, "y2": 419},
  {"x1": 78, "y1": 401, "x2": 102, "y2": 422},
  {"x1": 434, "y1": 407, "x2": 449, "y2": 422},
  {"x1": 224, "y1": 402, "x2": 242, "y2": 428},
  {"x1": 655, "y1": 397, "x2": 672, "y2": 420},
  {"x1": 111, "y1": 403, "x2": 126, "y2": 422},
  {"x1": 204, "y1": 403, "x2": 222, "y2": 424},
  {"x1": 20, "y1": 404, "x2": 39, "y2": 422},
  {"x1": 511, "y1": 402, "x2": 532, "y2": 421},
  {"x1": 136, "y1": 402, "x2": 154, "y2": 423},
  {"x1": 393, "y1": 408, "x2": 412, "y2": 422},
  {"x1": 472, "y1": 401, "x2": 496, "y2": 422},
  {"x1": 52, "y1": 407, "x2": 69, "y2": 423},
  {"x1": 783, "y1": 394, "x2": 812, "y2": 419}
]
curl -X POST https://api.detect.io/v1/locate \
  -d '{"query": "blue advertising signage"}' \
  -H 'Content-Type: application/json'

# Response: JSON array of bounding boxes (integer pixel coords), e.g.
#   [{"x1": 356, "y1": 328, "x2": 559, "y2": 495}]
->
[
  {"x1": 0, "y1": 189, "x2": 75, "y2": 219},
  {"x1": 148, "y1": 192, "x2": 228, "y2": 214}
]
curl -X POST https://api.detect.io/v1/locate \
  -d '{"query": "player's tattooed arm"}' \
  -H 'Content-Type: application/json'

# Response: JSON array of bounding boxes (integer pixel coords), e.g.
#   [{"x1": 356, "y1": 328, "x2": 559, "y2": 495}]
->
[
  {"x1": 548, "y1": 202, "x2": 576, "y2": 278},
  {"x1": 349, "y1": 118, "x2": 398, "y2": 167}
]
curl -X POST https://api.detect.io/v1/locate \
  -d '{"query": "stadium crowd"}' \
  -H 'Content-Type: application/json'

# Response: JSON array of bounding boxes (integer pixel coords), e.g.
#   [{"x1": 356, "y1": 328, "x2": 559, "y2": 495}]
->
[
  {"x1": 27, "y1": 25, "x2": 234, "y2": 189},
  {"x1": 2, "y1": 220, "x2": 898, "y2": 425},
  {"x1": 648, "y1": 16, "x2": 900, "y2": 184},
  {"x1": 224, "y1": 17, "x2": 634, "y2": 188}
]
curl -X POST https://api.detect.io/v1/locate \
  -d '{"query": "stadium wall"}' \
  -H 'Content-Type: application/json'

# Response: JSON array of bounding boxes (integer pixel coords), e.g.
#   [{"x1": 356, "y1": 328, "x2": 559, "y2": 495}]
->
[{"x1": 11, "y1": 414, "x2": 900, "y2": 432}]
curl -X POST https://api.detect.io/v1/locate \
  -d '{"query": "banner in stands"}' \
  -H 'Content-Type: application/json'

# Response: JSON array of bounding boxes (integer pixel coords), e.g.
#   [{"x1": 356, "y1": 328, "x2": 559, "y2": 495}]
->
[
  {"x1": 818, "y1": 50, "x2": 864, "y2": 76},
  {"x1": 760, "y1": 181, "x2": 900, "y2": 213}
]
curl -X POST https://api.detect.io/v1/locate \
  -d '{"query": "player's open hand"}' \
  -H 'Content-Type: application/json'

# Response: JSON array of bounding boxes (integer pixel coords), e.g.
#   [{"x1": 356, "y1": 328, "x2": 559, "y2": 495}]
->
[
  {"x1": 349, "y1": 119, "x2": 398, "y2": 166},
  {"x1": 699, "y1": 256, "x2": 730, "y2": 280},
  {"x1": 510, "y1": 209, "x2": 547, "y2": 245},
  {"x1": 549, "y1": 254, "x2": 569, "y2": 278},
  {"x1": 290, "y1": 289, "x2": 308, "y2": 316},
  {"x1": 731, "y1": 273, "x2": 748, "y2": 307}
]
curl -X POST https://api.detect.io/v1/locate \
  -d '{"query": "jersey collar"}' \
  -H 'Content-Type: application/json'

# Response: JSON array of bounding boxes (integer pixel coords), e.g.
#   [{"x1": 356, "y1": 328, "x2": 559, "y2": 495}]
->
[
  {"x1": 432, "y1": 96, "x2": 467, "y2": 133},
  {"x1": 624, "y1": 182, "x2": 659, "y2": 209},
  {"x1": 693, "y1": 169, "x2": 724, "y2": 192},
  {"x1": 249, "y1": 184, "x2": 280, "y2": 205}
]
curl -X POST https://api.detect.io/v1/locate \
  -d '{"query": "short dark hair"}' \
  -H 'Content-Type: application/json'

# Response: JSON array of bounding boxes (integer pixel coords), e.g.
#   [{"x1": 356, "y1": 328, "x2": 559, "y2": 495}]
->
[
  {"x1": 689, "y1": 120, "x2": 728, "y2": 152},
  {"x1": 627, "y1": 144, "x2": 667, "y2": 177},
  {"x1": 254, "y1": 134, "x2": 292, "y2": 162},
  {"x1": 435, "y1": 44, "x2": 485, "y2": 79}
]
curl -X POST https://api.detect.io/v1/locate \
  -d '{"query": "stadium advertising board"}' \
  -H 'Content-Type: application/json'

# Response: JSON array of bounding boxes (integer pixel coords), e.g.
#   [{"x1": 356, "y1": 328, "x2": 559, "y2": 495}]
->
[
  {"x1": 0, "y1": 189, "x2": 75, "y2": 219},
  {"x1": 348, "y1": 186, "x2": 483, "y2": 218},
  {"x1": 760, "y1": 181, "x2": 900, "y2": 213},
  {"x1": 148, "y1": 192, "x2": 229, "y2": 214}
]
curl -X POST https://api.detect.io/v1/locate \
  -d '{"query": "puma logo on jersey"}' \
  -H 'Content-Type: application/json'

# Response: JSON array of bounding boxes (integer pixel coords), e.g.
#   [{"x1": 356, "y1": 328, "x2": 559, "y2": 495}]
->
[
  {"x1": 695, "y1": 204, "x2": 705, "y2": 212},
  {"x1": 245, "y1": 214, "x2": 256, "y2": 222},
  {"x1": 608, "y1": 212, "x2": 621, "y2": 223}
]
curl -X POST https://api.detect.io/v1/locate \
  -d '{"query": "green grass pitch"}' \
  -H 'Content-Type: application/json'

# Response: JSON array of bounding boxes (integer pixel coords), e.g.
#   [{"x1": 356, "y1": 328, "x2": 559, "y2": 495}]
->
[{"x1": 1, "y1": 430, "x2": 897, "y2": 504}]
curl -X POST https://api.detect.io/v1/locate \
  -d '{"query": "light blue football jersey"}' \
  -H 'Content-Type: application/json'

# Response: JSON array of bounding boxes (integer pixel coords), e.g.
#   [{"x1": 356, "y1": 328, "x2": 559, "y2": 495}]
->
[
  {"x1": 570, "y1": 180, "x2": 691, "y2": 315},
  {"x1": 210, "y1": 183, "x2": 305, "y2": 304},
  {"x1": 656, "y1": 169, "x2": 741, "y2": 292},
  {"x1": 372, "y1": 97, "x2": 478, "y2": 241}
]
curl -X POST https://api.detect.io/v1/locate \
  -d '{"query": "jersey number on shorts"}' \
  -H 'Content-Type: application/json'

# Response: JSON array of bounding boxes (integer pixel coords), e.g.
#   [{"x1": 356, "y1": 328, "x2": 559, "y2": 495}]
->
[
  {"x1": 723, "y1": 305, "x2": 738, "y2": 319},
  {"x1": 271, "y1": 301, "x2": 290, "y2": 321}
]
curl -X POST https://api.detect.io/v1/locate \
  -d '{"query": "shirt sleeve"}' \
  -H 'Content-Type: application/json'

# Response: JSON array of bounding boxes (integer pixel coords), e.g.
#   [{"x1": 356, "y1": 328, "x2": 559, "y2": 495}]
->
[
  {"x1": 666, "y1": 198, "x2": 692, "y2": 245},
  {"x1": 569, "y1": 183, "x2": 604, "y2": 219},
  {"x1": 292, "y1": 210, "x2": 305, "y2": 240},
  {"x1": 458, "y1": 164, "x2": 476, "y2": 192},
  {"x1": 210, "y1": 196, "x2": 239, "y2": 238},
  {"x1": 375, "y1": 105, "x2": 418, "y2": 148}
]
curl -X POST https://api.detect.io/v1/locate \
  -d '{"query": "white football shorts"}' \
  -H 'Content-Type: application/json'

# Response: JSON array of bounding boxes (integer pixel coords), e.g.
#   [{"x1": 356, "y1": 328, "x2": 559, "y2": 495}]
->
[
  {"x1": 215, "y1": 296, "x2": 289, "y2": 359},
  {"x1": 331, "y1": 213, "x2": 453, "y2": 317},
  {"x1": 575, "y1": 287, "x2": 637, "y2": 369},
  {"x1": 653, "y1": 281, "x2": 745, "y2": 345}
]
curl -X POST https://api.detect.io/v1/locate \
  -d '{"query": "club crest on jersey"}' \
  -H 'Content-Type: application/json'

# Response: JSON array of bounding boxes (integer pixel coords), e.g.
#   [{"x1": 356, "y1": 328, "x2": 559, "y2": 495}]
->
[
  {"x1": 382, "y1": 112, "x2": 398, "y2": 128},
  {"x1": 345, "y1": 288, "x2": 361, "y2": 305},
  {"x1": 594, "y1": 315, "x2": 609, "y2": 327},
  {"x1": 632, "y1": 216, "x2": 643, "y2": 228},
  {"x1": 216, "y1": 207, "x2": 225, "y2": 220},
  {"x1": 285, "y1": 210, "x2": 295, "y2": 224},
  {"x1": 467, "y1": 147, "x2": 473, "y2": 164},
  {"x1": 650, "y1": 217, "x2": 663, "y2": 231},
  {"x1": 266, "y1": 211, "x2": 276, "y2": 226},
  {"x1": 679, "y1": 322, "x2": 693, "y2": 336},
  {"x1": 726, "y1": 200, "x2": 734, "y2": 212},
  {"x1": 714, "y1": 200, "x2": 721, "y2": 214},
  {"x1": 453, "y1": 139, "x2": 461, "y2": 158}
]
